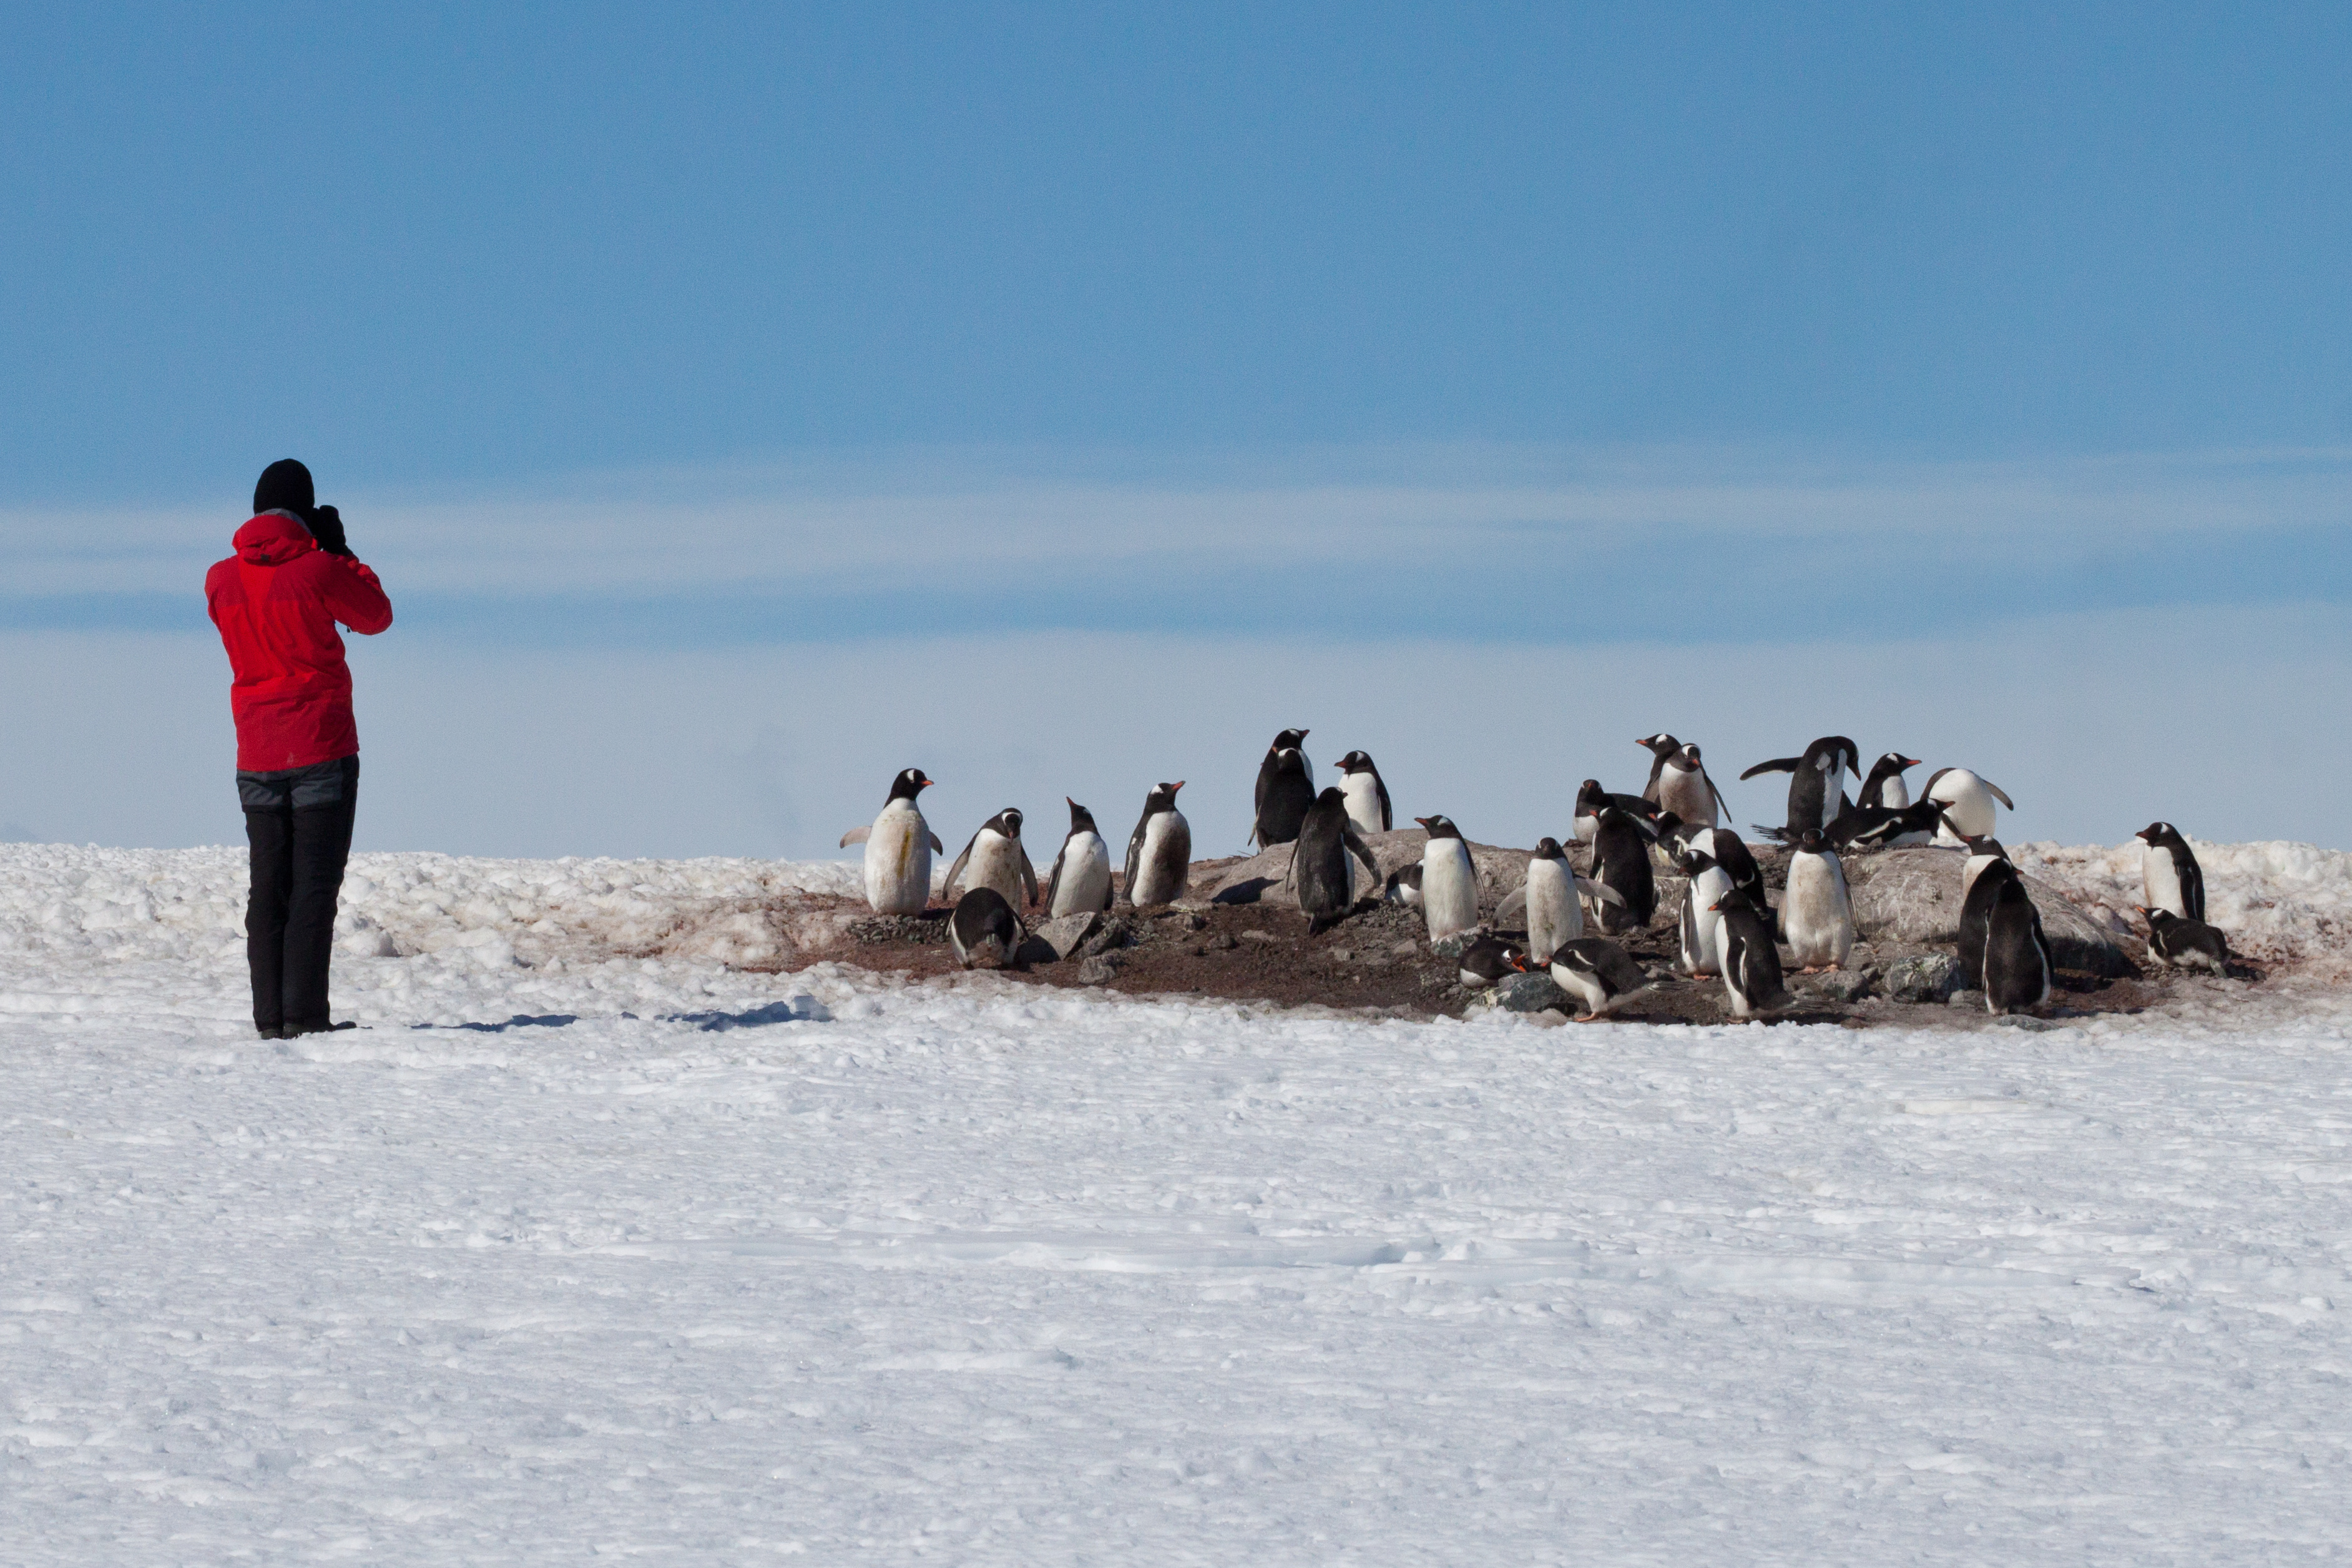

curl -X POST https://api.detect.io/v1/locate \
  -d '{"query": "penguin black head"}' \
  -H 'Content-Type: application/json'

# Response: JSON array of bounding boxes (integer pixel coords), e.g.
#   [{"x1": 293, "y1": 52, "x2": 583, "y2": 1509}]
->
[
  {"x1": 2135, "y1": 821, "x2": 2182, "y2": 847},
  {"x1": 1871, "y1": 752, "x2": 1921, "y2": 776},
  {"x1": 1413, "y1": 815, "x2": 1463, "y2": 841},
  {"x1": 1677, "y1": 848, "x2": 1718, "y2": 876},
  {"x1": 888, "y1": 768, "x2": 934, "y2": 801},
  {"x1": 1964, "y1": 833, "x2": 2009, "y2": 861},
  {"x1": 1271, "y1": 747, "x2": 1309, "y2": 778},
  {"x1": 1678, "y1": 743, "x2": 1704, "y2": 767},
  {"x1": 1313, "y1": 785, "x2": 1345, "y2": 810},
  {"x1": 1337, "y1": 750, "x2": 1378, "y2": 775},
  {"x1": 1270, "y1": 728, "x2": 1310, "y2": 752},
  {"x1": 1144, "y1": 780, "x2": 1185, "y2": 812},
  {"x1": 1533, "y1": 836, "x2": 1566, "y2": 858},
  {"x1": 1576, "y1": 779, "x2": 1607, "y2": 813},
  {"x1": 985, "y1": 808, "x2": 1023, "y2": 838},
  {"x1": 2138, "y1": 905, "x2": 2180, "y2": 931},
  {"x1": 1708, "y1": 888, "x2": 1760, "y2": 915},
  {"x1": 1066, "y1": 798, "x2": 1098, "y2": 833},
  {"x1": 1636, "y1": 733, "x2": 1680, "y2": 758},
  {"x1": 1795, "y1": 827, "x2": 1827, "y2": 854}
]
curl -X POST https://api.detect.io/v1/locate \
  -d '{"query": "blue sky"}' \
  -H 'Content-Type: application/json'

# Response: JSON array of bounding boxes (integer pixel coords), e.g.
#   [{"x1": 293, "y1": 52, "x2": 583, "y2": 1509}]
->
[{"x1": 3, "y1": 5, "x2": 2350, "y2": 856}]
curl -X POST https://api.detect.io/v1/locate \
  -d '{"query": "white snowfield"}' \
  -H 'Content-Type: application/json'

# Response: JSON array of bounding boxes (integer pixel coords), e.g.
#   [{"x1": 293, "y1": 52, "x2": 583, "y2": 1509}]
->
[{"x1": 6, "y1": 840, "x2": 2352, "y2": 1563}]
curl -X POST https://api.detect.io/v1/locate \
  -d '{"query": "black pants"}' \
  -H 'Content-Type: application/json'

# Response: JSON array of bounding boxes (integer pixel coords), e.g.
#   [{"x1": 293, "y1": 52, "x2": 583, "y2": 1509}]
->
[{"x1": 240, "y1": 755, "x2": 360, "y2": 1032}]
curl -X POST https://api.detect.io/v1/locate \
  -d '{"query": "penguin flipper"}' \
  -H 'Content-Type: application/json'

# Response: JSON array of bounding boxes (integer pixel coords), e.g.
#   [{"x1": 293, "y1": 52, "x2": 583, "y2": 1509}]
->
[
  {"x1": 1043, "y1": 845, "x2": 1066, "y2": 915},
  {"x1": 1706, "y1": 776, "x2": 1731, "y2": 820},
  {"x1": 1575, "y1": 875, "x2": 1627, "y2": 910},
  {"x1": 1496, "y1": 886, "x2": 1527, "y2": 924},
  {"x1": 1983, "y1": 779, "x2": 2016, "y2": 811},
  {"x1": 942, "y1": 835, "x2": 977, "y2": 901},
  {"x1": 1741, "y1": 758, "x2": 1801, "y2": 780},
  {"x1": 1343, "y1": 824, "x2": 1379, "y2": 881},
  {"x1": 1019, "y1": 846, "x2": 1039, "y2": 907},
  {"x1": 931, "y1": 832, "x2": 944, "y2": 852},
  {"x1": 1922, "y1": 767, "x2": 1955, "y2": 793},
  {"x1": 840, "y1": 826, "x2": 871, "y2": 848},
  {"x1": 1123, "y1": 821, "x2": 1147, "y2": 902},
  {"x1": 1375, "y1": 777, "x2": 1393, "y2": 833}
]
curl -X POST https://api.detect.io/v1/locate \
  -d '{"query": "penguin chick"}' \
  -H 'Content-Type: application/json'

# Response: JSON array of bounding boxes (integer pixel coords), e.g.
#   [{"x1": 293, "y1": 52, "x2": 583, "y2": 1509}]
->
[
  {"x1": 1781, "y1": 827, "x2": 1855, "y2": 973},
  {"x1": 2140, "y1": 906, "x2": 2230, "y2": 973}
]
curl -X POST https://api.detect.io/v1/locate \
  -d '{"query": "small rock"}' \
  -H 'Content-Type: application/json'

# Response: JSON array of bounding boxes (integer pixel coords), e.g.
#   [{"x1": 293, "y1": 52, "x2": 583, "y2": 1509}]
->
[
  {"x1": 1389, "y1": 940, "x2": 1419, "y2": 959},
  {"x1": 1994, "y1": 1014, "x2": 2059, "y2": 1032},
  {"x1": 1494, "y1": 971, "x2": 1570, "y2": 1013},
  {"x1": 1180, "y1": 912, "x2": 1208, "y2": 931},
  {"x1": 1328, "y1": 948, "x2": 1353, "y2": 963},
  {"x1": 1429, "y1": 928, "x2": 1486, "y2": 960},
  {"x1": 1885, "y1": 952, "x2": 1962, "y2": 1004},
  {"x1": 1076, "y1": 954, "x2": 1124, "y2": 986},
  {"x1": 1948, "y1": 988, "x2": 1986, "y2": 1010},
  {"x1": 1238, "y1": 929, "x2": 1276, "y2": 945},
  {"x1": 1207, "y1": 933, "x2": 1238, "y2": 951},
  {"x1": 1807, "y1": 968, "x2": 1874, "y2": 1004},
  {"x1": 1080, "y1": 918, "x2": 1137, "y2": 958},
  {"x1": 1034, "y1": 912, "x2": 1104, "y2": 963}
]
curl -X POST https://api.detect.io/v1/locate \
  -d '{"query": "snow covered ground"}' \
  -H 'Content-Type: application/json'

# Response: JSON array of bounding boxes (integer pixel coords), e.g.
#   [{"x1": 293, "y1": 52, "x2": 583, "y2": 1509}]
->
[{"x1": 7, "y1": 842, "x2": 2352, "y2": 1562}]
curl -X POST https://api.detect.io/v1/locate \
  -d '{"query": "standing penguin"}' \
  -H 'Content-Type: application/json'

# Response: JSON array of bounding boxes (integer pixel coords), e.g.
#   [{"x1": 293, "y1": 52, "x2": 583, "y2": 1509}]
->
[
  {"x1": 1781, "y1": 827, "x2": 1855, "y2": 972},
  {"x1": 1042, "y1": 798, "x2": 1114, "y2": 918},
  {"x1": 1956, "y1": 836, "x2": 2018, "y2": 987},
  {"x1": 1252, "y1": 730, "x2": 1313, "y2": 839},
  {"x1": 948, "y1": 887, "x2": 1025, "y2": 970},
  {"x1": 1412, "y1": 815, "x2": 1482, "y2": 942},
  {"x1": 1542, "y1": 938, "x2": 1656, "y2": 1021},
  {"x1": 1654, "y1": 742, "x2": 1730, "y2": 830},
  {"x1": 1924, "y1": 768, "x2": 2016, "y2": 846},
  {"x1": 1741, "y1": 736, "x2": 1861, "y2": 839},
  {"x1": 1982, "y1": 875, "x2": 2054, "y2": 1015},
  {"x1": 2134, "y1": 822, "x2": 2206, "y2": 923},
  {"x1": 1589, "y1": 807, "x2": 1657, "y2": 935},
  {"x1": 943, "y1": 808, "x2": 1039, "y2": 909},
  {"x1": 1334, "y1": 750, "x2": 1393, "y2": 835},
  {"x1": 1635, "y1": 734, "x2": 1683, "y2": 802},
  {"x1": 1685, "y1": 826, "x2": 1769, "y2": 919},
  {"x1": 1494, "y1": 838, "x2": 1626, "y2": 961},
  {"x1": 1856, "y1": 753, "x2": 1921, "y2": 810},
  {"x1": 1676, "y1": 847, "x2": 1735, "y2": 978},
  {"x1": 1124, "y1": 782, "x2": 1192, "y2": 906},
  {"x1": 1712, "y1": 889, "x2": 1792, "y2": 1020},
  {"x1": 2140, "y1": 907, "x2": 2230, "y2": 973},
  {"x1": 1290, "y1": 786, "x2": 1379, "y2": 935},
  {"x1": 839, "y1": 767, "x2": 944, "y2": 915},
  {"x1": 1250, "y1": 746, "x2": 1316, "y2": 850}
]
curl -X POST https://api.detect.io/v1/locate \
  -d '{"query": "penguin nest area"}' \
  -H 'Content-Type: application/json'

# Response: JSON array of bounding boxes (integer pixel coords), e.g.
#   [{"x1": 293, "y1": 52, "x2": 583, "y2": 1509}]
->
[{"x1": 773, "y1": 832, "x2": 2242, "y2": 1029}]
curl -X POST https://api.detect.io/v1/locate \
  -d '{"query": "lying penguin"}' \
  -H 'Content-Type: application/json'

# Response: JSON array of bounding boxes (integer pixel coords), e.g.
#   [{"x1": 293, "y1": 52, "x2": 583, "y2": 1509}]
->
[
  {"x1": 1457, "y1": 933, "x2": 1526, "y2": 988},
  {"x1": 1823, "y1": 798, "x2": 1951, "y2": 853},
  {"x1": 1534, "y1": 938, "x2": 1656, "y2": 1021},
  {"x1": 2140, "y1": 907, "x2": 2230, "y2": 973},
  {"x1": 948, "y1": 886, "x2": 1025, "y2": 970}
]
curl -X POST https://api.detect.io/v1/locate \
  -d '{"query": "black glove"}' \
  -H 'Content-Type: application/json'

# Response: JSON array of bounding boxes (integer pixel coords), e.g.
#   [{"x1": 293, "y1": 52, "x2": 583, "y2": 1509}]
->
[{"x1": 308, "y1": 504, "x2": 352, "y2": 557}]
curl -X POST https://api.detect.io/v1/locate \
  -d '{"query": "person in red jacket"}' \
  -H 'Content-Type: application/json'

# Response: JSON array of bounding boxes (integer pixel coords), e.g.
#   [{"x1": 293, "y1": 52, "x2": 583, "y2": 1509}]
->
[{"x1": 205, "y1": 459, "x2": 394, "y2": 1037}]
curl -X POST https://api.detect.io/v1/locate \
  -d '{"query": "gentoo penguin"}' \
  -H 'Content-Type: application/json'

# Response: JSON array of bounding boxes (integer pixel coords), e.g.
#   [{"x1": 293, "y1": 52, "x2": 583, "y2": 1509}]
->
[
  {"x1": 1541, "y1": 938, "x2": 1655, "y2": 1021},
  {"x1": 1956, "y1": 837, "x2": 2019, "y2": 988},
  {"x1": 1856, "y1": 753, "x2": 1921, "y2": 811},
  {"x1": 1575, "y1": 778, "x2": 1661, "y2": 844},
  {"x1": 1741, "y1": 736, "x2": 1860, "y2": 840},
  {"x1": 1043, "y1": 798, "x2": 1114, "y2": 918},
  {"x1": 1289, "y1": 786, "x2": 1379, "y2": 935},
  {"x1": 839, "y1": 767, "x2": 944, "y2": 915},
  {"x1": 1982, "y1": 875, "x2": 2053, "y2": 1015},
  {"x1": 1823, "y1": 798, "x2": 1951, "y2": 853},
  {"x1": 2134, "y1": 822, "x2": 2206, "y2": 923},
  {"x1": 1675, "y1": 847, "x2": 1734, "y2": 978},
  {"x1": 1924, "y1": 768, "x2": 2015, "y2": 846},
  {"x1": 1250, "y1": 746, "x2": 1315, "y2": 850},
  {"x1": 1652, "y1": 742, "x2": 1729, "y2": 830},
  {"x1": 1413, "y1": 815, "x2": 1482, "y2": 941},
  {"x1": 1635, "y1": 734, "x2": 1682, "y2": 803},
  {"x1": 943, "y1": 808, "x2": 1039, "y2": 909},
  {"x1": 1386, "y1": 863, "x2": 1424, "y2": 908},
  {"x1": 1493, "y1": 838, "x2": 1627, "y2": 960},
  {"x1": 1685, "y1": 826, "x2": 1768, "y2": 919},
  {"x1": 1457, "y1": 933, "x2": 1524, "y2": 987},
  {"x1": 1589, "y1": 807, "x2": 1657, "y2": 936},
  {"x1": 2140, "y1": 907, "x2": 2230, "y2": 973},
  {"x1": 1712, "y1": 889, "x2": 1792, "y2": 1020},
  {"x1": 1123, "y1": 782, "x2": 1192, "y2": 907},
  {"x1": 1335, "y1": 750, "x2": 1393, "y2": 835},
  {"x1": 1252, "y1": 730, "x2": 1314, "y2": 843},
  {"x1": 947, "y1": 886, "x2": 1024, "y2": 970},
  {"x1": 1781, "y1": 827, "x2": 1855, "y2": 973}
]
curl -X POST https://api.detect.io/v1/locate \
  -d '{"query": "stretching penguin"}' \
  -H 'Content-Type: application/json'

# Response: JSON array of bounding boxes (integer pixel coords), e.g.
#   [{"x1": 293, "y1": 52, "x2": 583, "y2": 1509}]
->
[
  {"x1": 1290, "y1": 786, "x2": 1379, "y2": 935},
  {"x1": 1741, "y1": 736, "x2": 1860, "y2": 840},
  {"x1": 1782, "y1": 827, "x2": 1855, "y2": 972},
  {"x1": 948, "y1": 887, "x2": 1024, "y2": 970},
  {"x1": 1494, "y1": 838, "x2": 1626, "y2": 960},
  {"x1": 943, "y1": 808, "x2": 1039, "y2": 909},
  {"x1": 1335, "y1": 750, "x2": 1393, "y2": 835},
  {"x1": 1924, "y1": 768, "x2": 2015, "y2": 846},
  {"x1": 1654, "y1": 742, "x2": 1730, "y2": 830},
  {"x1": 1982, "y1": 875, "x2": 2053, "y2": 1015},
  {"x1": 1124, "y1": 782, "x2": 1192, "y2": 907},
  {"x1": 2134, "y1": 822, "x2": 2206, "y2": 923},
  {"x1": 1251, "y1": 746, "x2": 1315, "y2": 850},
  {"x1": 2140, "y1": 908, "x2": 2230, "y2": 973},
  {"x1": 1823, "y1": 798, "x2": 1950, "y2": 853},
  {"x1": 1542, "y1": 938, "x2": 1656, "y2": 1021},
  {"x1": 1676, "y1": 846, "x2": 1735, "y2": 978},
  {"x1": 1956, "y1": 837, "x2": 2019, "y2": 988},
  {"x1": 1575, "y1": 779, "x2": 1660, "y2": 843},
  {"x1": 1042, "y1": 799, "x2": 1114, "y2": 918},
  {"x1": 1712, "y1": 889, "x2": 1792, "y2": 1020},
  {"x1": 1252, "y1": 730, "x2": 1313, "y2": 840},
  {"x1": 840, "y1": 767, "x2": 944, "y2": 915},
  {"x1": 1589, "y1": 807, "x2": 1657, "y2": 935},
  {"x1": 1413, "y1": 815, "x2": 1482, "y2": 941},
  {"x1": 1635, "y1": 734, "x2": 1683, "y2": 802},
  {"x1": 1856, "y1": 752, "x2": 1921, "y2": 810}
]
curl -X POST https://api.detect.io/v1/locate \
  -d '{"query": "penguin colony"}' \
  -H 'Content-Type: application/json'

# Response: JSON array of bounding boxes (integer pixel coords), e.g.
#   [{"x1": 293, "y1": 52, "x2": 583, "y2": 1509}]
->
[{"x1": 840, "y1": 733, "x2": 2235, "y2": 1021}]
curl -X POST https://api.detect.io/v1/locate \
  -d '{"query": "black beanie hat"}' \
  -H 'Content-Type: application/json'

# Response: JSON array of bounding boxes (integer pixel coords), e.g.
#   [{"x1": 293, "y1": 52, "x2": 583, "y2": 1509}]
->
[{"x1": 253, "y1": 458, "x2": 315, "y2": 518}]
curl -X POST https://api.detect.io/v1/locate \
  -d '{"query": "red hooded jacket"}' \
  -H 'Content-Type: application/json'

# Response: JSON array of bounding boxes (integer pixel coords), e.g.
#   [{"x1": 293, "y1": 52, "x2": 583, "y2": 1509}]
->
[{"x1": 205, "y1": 512, "x2": 394, "y2": 772}]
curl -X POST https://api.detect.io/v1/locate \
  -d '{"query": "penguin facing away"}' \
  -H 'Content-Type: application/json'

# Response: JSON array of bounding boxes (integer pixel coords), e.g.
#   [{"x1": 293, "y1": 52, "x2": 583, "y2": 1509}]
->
[
  {"x1": 1413, "y1": 815, "x2": 1482, "y2": 941},
  {"x1": 1044, "y1": 798, "x2": 1114, "y2": 918},
  {"x1": 1289, "y1": 786, "x2": 1380, "y2": 935},
  {"x1": 1959, "y1": 834, "x2": 2012, "y2": 903},
  {"x1": 2134, "y1": 821, "x2": 2206, "y2": 923},
  {"x1": 948, "y1": 887, "x2": 1025, "y2": 970},
  {"x1": 1124, "y1": 782, "x2": 1193, "y2": 906},
  {"x1": 1982, "y1": 875, "x2": 2054, "y2": 1015},
  {"x1": 1741, "y1": 736, "x2": 1861, "y2": 840},
  {"x1": 840, "y1": 767, "x2": 945, "y2": 915},
  {"x1": 1252, "y1": 729, "x2": 1314, "y2": 841},
  {"x1": 1712, "y1": 889, "x2": 1792, "y2": 1020},
  {"x1": 943, "y1": 808, "x2": 1039, "y2": 909},
  {"x1": 1251, "y1": 746, "x2": 1316, "y2": 850},
  {"x1": 1677, "y1": 848, "x2": 1735, "y2": 978},
  {"x1": 1856, "y1": 753, "x2": 1921, "y2": 811},
  {"x1": 1956, "y1": 838, "x2": 2019, "y2": 989},
  {"x1": 1924, "y1": 768, "x2": 2015, "y2": 846},
  {"x1": 1541, "y1": 938, "x2": 1655, "y2": 1021},
  {"x1": 1589, "y1": 807, "x2": 1657, "y2": 935},
  {"x1": 1781, "y1": 827, "x2": 1855, "y2": 973},
  {"x1": 1335, "y1": 750, "x2": 1393, "y2": 835},
  {"x1": 2140, "y1": 907, "x2": 2230, "y2": 973}
]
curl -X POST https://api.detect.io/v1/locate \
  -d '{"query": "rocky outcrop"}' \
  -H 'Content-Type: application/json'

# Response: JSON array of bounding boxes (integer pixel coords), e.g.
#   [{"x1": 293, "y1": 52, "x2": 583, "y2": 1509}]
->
[
  {"x1": 1843, "y1": 847, "x2": 2133, "y2": 978},
  {"x1": 1187, "y1": 830, "x2": 1581, "y2": 913}
]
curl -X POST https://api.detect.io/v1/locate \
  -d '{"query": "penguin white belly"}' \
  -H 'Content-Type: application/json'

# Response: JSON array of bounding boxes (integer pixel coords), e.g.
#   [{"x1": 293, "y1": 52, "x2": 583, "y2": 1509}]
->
[
  {"x1": 1421, "y1": 842, "x2": 1481, "y2": 940},
  {"x1": 1051, "y1": 833, "x2": 1111, "y2": 916},
  {"x1": 1659, "y1": 767, "x2": 1716, "y2": 828},
  {"x1": 1930, "y1": 770, "x2": 1997, "y2": 845},
  {"x1": 964, "y1": 833, "x2": 1029, "y2": 907},
  {"x1": 1573, "y1": 813, "x2": 1598, "y2": 845},
  {"x1": 1682, "y1": 865, "x2": 1732, "y2": 976},
  {"x1": 1340, "y1": 773, "x2": 1385, "y2": 836},
  {"x1": 2142, "y1": 845, "x2": 2187, "y2": 919},
  {"x1": 1548, "y1": 959, "x2": 1608, "y2": 1017},
  {"x1": 863, "y1": 801, "x2": 933, "y2": 914},
  {"x1": 1129, "y1": 813, "x2": 1190, "y2": 906},
  {"x1": 1961, "y1": 852, "x2": 1999, "y2": 902},
  {"x1": 1783, "y1": 853, "x2": 1854, "y2": 969},
  {"x1": 1881, "y1": 778, "x2": 1911, "y2": 810},
  {"x1": 1524, "y1": 860, "x2": 1582, "y2": 959}
]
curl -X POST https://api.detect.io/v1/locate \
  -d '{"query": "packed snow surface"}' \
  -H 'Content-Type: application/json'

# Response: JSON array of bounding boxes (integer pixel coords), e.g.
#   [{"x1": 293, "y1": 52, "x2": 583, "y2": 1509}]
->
[{"x1": 7, "y1": 842, "x2": 2352, "y2": 1562}]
